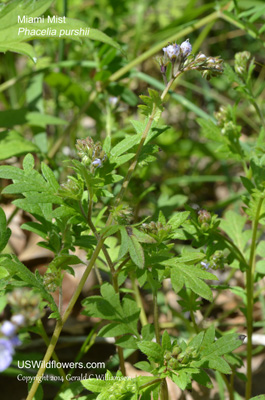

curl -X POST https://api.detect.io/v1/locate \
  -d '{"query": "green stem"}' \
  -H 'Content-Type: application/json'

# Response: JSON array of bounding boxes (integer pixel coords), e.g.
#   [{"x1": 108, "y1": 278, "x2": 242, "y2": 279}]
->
[
  {"x1": 130, "y1": 273, "x2": 148, "y2": 327},
  {"x1": 37, "y1": 320, "x2": 67, "y2": 382},
  {"x1": 245, "y1": 196, "x2": 264, "y2": 400},
  {"x1": 190, "y1": 309, "x2": 199, "y2": 333},
  {"x1": 153, "y1": 292, "x2": 160, "y2": 344},
  {"x1": 221, "y1": 373, "x2": 234, "y2": 400},
  {"x1": 251, "y1": 99, "x2": 265, "y2": 131},
  {"x1": 159, "y1": 378, "x2": 169, "y2": 400}
]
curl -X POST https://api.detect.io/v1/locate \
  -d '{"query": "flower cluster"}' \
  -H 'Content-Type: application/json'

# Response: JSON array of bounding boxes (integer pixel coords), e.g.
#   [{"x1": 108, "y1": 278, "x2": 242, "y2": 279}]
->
[
  {"x1": 163, "y1": 344, "x2": 199, "y2": 371},
  {"x1": 76, "y1": 137, "x2": 107, "y2": 172},
  {"x1": 197, "y1": 209, "x2": 212, "y2": 232},
  {"x1": 0, "y1": 289, "x2": 45, "y2": 372},
  {"x1": 214, "y1": 105, "x2": 241, "y2": 139},
  {"x1": 201, "y1": 250, "x2": 225, "y2": 271},
  {"x1": 234, "y1": 51, "x2": 251, "y2": 77},
  {"x1": 111, "y1": 204, "x2": 133, "y2": 224},
  {"x1": 158, "y1": 39, "x2": 224, "y2": 82},
  {"x1": 141, "y1": 220, "x2": 171, "y2": 242}
]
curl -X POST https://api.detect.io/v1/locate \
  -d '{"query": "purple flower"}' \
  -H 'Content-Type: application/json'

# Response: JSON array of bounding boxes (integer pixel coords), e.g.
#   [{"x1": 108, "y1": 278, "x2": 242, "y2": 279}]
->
[
  {"x1": 201, "y1": 261, "x2": 210, "y2": 270},
  {"x1": 1, "y1": 321, "x2": 16, "y2": 337},
  {"x1": 163, "y1": 44, "x2": 180, "y2": 60},
  {"x1": 11, "y1": 314, "x2": 25, "y2": 327},
  {"x1": 92, "y1": 158, "x2": 102, "y2": 168},
  {"x1": 0, "y1": 338, "x2": 14, "y2": 372},
  {"x1": 180, "y1": 39, "x2": 192, "y2": 57}
]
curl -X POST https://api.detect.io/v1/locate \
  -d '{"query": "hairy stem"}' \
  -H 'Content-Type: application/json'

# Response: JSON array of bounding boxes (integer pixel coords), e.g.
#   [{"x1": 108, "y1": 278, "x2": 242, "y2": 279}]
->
[
  {"x1": 245, "y1": 196, "x2": 264, "y2": 400},
  {"x1": 37, "y1": 320, "x2": 67, "y2": 382},
  {"x1": 153, "y1": 292, "x2": 160, "y2": 344},
  {"x1": 130, "y1": 273, "x2": 148, "y2": 327}
]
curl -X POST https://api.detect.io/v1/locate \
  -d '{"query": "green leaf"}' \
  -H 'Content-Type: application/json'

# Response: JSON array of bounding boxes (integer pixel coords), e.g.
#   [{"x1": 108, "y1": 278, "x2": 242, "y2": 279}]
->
[
  {"x1": 168, "y1": 211, "x2": 190, "y2": 229},
  {"x1": 1, "y1": 255, "x2": 59, "y2": 318},
  {"x1": 137, "y1": 341, "x2": 164, "y2": 364},
  {"x1": 41, "y1": 163, "x2": 59, "y2": 192},
  {"x1": 118, "y1": 226, "x2": 129, "y2": 259},
  {"x1": 0, "y1": 1, "x2": 123, "y2": 61},
  {"x1": 0, "y1": 266, "x2": 9, "y2": 278},
  {"x1": 161, "y1": 330, "x2": 171, "y2": 352},
  {"x1": 171, "y1": 370, "x2": 188, "y2": 390},
  {"x1": 111, "y1": 132, "x2": 141, "y2": 157},
  {"x1": 200, "y1": 333, "x2": 242, "y2": 359},
  {"x1": 170, "y1": 264, "x2": 216, "y2": 301},
  {"x1": 0, "y1": 207, "x2": 11, "y2": 253},
  {"x1": 98, "y1": 322, "x2": 131, "y2": 337},
  {"x1": 220, "y1": 210, "x2": 248, "y2": 253},
  {"x1": 21, "y1": 222, "x2": 48, "y2": 240},
  {"x1": 0, "y1": 131, "x2": 38, "y2": 159},
  {"x1": 49, "y1": 255, "x2": 84, "y2": 271},
  {"x1": 81, "y1": 377, "x2": 112, "y2": 392},
  {"x1": 128, "y1": 235, "x2": 145, "y2": 269},
  {"x1": 207, "y1": 356, "x2": 231, "y2": 374}
]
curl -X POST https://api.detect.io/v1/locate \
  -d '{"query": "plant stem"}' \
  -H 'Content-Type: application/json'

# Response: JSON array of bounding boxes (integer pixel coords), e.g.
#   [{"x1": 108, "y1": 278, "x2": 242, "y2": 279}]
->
[
  {"x1": 37, "y1": 320, "x2": 67, "y2": 382},
  {"x1": 153, "y1": 292, "x2": 160, "y2": 344},
  {"x1": 190, "y1": 309, "x2": 199, "y2": 333},
  {"x1": 245, "y1": 196, "x2": 264, "y2": 400},
  {"x1": 58, "y1": 285, "x2": 63, "y2": 316},
  {"x1": 159, "y1": 378, "x2": 169, "y2": 400},
  {"x1": 130, "y1": 273, "x2": 148, "y2": 327}
]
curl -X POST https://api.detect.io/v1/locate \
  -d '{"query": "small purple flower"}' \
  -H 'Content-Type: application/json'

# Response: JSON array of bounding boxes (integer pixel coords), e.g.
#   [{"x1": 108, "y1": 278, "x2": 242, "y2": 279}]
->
[
  {"x1": 180, "y1": 39, "x2": 192, "y2": 57},
  {"x1": 201, "y1": 261, "x2": 210, "y2": 270},
  {"x1": 0, "y1": 338, "x2": 14, "y2": 372},
  {"x1": 1, "y1": 321, "x2": 16, "y2": 338},
  {"x1": 11, "y1": 314, "x2": 25, "y2": 327},
  {"x1": 109, "y1": 96, "x2": 118, "y2": 107},
  {"x1": 163, "y1": 44, "x2": 180, "y2": 60},
  {"x1": 92, "y1": 158, "x2": 102, "y2": 168}
]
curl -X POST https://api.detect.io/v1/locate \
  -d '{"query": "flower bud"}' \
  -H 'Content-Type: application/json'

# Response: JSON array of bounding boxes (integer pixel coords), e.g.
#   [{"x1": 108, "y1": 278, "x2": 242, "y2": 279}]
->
[{"x1": 198, "y1": 210, "x2": 211, "y2": 225}]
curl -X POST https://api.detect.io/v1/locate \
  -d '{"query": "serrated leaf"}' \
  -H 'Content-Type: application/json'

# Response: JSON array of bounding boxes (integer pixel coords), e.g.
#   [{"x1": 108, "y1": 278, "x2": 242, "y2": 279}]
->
[
  {"x1": 201, "y1": 333, "x2": 242, "y2": 358},
  {"x1": 137, "y1": 341, "x2": 163, "y2": 363},
  {"x1": 118, "y1": 226, "x2": 129, "y2": 259},
  {"x1": 98, "y1": 322, "x2": 131, "y2": 337},
  {"x1": 162, "y1": 330, "x2": 171, "y2": 351},
  {"x1": 220, "y1": 210, "x2": 248, "y2": 253},
  {"x1": 168, "y1": 211, "x2": 190, "y2": 229},
  {"x1": 81, "y1": 378, "x2": 111, "y2": 392},
  {"x1": 170, "y1": 264, "x2": 216, "y2": 301},
  {"x1": 41, "y1": 163, "x2": 59, "y2": 192},
  {"x1": 1, "y1": 255, "x2": 59, "y2": 318},
  {"x1": 171, "y1": 370, "x2": 188, "y2": 390},
  {"x1": 21, "y1": 222, "x2": 48, "y2": 240},
  {"x1": 111, "y1": 132, "x2": 141, "y2": 157}
]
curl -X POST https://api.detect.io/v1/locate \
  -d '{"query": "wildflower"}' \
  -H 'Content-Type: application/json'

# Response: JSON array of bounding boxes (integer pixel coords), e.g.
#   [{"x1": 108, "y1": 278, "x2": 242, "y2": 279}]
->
[
  {"x1": 92, "y1": 158, "x2": 102, "y2": 168},
  {"x1": 163, "y1": 44, "x2": 180, "y2": 60},
  {"x1": 0, "y1": 338, "x2": 14, "y2": 372},
  {"x1": 201, "y1": 261, "x2": 210, "y2": 270},
  {"x1": 1, "y1": 321, "x2": 16, "y2": 337},
  {"x1": 11, "y1": 314, "x2": 25, "y2": 327},
  {"x1": 109, "y1": 96, "x2": 118, "y2": 107},
  {"x1": 180, "y1": 39, "x2": 192, "y2": 57}
]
